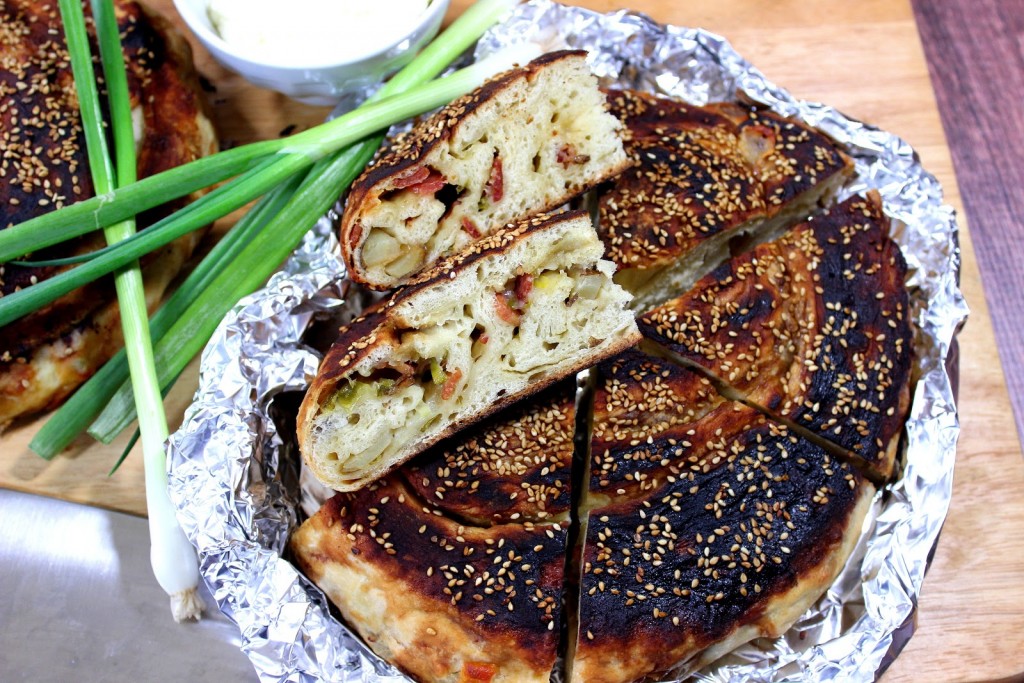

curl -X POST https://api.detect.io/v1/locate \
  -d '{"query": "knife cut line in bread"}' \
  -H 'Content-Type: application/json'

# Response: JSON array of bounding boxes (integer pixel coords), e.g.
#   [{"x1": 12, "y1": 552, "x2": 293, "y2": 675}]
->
[
  {"x1": 596, "y1": 89, "x2": 854, "y2": 314},
  {"x1": 340, "y1": 50, "x2": 631, "y2": 290},
  {"x1": 291, "y1": 382, "x2": 578, "y2": 683}
]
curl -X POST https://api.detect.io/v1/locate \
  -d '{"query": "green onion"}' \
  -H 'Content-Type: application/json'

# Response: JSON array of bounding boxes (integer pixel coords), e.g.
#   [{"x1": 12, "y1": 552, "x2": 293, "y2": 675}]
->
[
  {"x1": 86, "y1": 0, "x2": 533, "y2": 442},
  {"x1": 430, "y1": 359, "x2": 447, "y2": 385},
  {"x1": 0, "y1": 140, "x2": 281, "y2": 263},
  {"x1": 57, "y1": 0, "x2": 204, "y2": 621},
  {"x1": 29, "y1": 174, "x2": 304, "y2": 459}
]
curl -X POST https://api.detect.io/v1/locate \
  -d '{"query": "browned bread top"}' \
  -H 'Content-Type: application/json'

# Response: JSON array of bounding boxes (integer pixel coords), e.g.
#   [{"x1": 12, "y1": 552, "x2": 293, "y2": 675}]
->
[
  {"x1": 709, "y1": 102, "x2": 852, "y2": 217},
  {"x1": 402, "y1": 380, "x2": 576, "y2": 525},
  {"x1": 588, "y1": 347, "x2": 763, "y2": 505},
  {"x1": 597, "y1": 89, "x2": 852, "y2": 274},
  {"x1": 639, "y1": 192, "x2": 913, "y2": 479},
  {"x1": 290, "y1": 477, "x2": 568, "y2": 683},
  {"x1": 597, "y1": 89, "x2": 764, "y2": 272},
  {"x1": 573, "y1": 411, "x2": 873, "y2": 683}
]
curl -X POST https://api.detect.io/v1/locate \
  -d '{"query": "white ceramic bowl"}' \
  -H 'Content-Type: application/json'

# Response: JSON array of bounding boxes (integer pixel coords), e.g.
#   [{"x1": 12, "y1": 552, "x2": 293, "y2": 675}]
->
[{"x1": 173, "y1": 0, "x2": 450, "y2": 105}]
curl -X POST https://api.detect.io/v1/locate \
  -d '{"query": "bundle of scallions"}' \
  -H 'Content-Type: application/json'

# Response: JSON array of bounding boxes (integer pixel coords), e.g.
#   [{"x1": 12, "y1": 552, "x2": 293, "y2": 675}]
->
[{"x1": 2, "y1": 0, "x2": 527, "y2": 621}]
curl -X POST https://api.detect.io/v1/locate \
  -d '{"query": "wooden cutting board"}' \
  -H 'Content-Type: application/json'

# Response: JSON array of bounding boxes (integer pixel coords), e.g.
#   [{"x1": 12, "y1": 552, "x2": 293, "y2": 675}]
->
[{"x1": 1, "y1": 1, "x2": 1022, "y2": 681}]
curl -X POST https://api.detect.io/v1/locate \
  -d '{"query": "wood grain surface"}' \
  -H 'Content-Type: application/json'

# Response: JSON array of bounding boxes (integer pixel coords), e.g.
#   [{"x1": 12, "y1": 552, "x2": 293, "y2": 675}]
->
[
  {"x1": 1, "y1": 1, "x2": 1022, "y2": 681},
  {"x1": 912, "y1": 0, "x2": 1024, "y2": 445}
]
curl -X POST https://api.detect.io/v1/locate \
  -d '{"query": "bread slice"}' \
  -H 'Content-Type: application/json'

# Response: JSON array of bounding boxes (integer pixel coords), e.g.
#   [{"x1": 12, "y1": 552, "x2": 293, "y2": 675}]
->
[
  {"x1": 339, "y1": 50, "x2": 631, "y2": 290},
  {"x1": 297, "y1": 210, "x2": 640, "y2": 492},
  {"x1": 639, "y1": 192, "x2": 914, "y2": 481},
  {"x1": 597, "y1": 89, "x2": 853, "y2": 313},
  {"x1": 291, "y1": 383, "x2": 576, "y2": 683}
]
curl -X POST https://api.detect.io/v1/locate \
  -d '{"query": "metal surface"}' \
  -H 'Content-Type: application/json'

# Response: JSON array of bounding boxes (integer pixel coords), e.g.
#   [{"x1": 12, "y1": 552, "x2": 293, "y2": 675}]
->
[{"x1": 0, "y1": 488, "x2": 256, "y2": 682}]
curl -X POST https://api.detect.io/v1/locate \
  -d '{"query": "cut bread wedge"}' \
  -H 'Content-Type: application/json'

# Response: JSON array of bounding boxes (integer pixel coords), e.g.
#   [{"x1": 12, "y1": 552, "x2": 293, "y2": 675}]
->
[
  {"x1": 570, "y1": 350, "x2": 875, "y2": 683},
  {"x1": 639, "y1": 192, "x2": 914, "y2": 481},
  {"x1": 297, "y1": 210, "x2": 640, "y2": 492},
  {"x1": 290, "y1": 382, "x2": 576, "y2": 683},
  {"x1": 597, "y1": 89, "x2": 853, "y2": 313},
  {"x1": 339, "y1": 50, "x2": 631, "y2": 290}
]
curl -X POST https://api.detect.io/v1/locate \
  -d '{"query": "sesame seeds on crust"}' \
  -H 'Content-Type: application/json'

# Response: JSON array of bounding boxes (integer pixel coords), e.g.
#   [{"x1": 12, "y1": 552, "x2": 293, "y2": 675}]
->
[
  {"x1": 597, "y1": 89, "x2": 852, "y2": 273},
  {"x1": 588, "y1": 348, "x2": 764, "y2": 503},
  {"x1": 304, "y1": 478, "x2": 568, "y2": 638},
  {"x1": 575, "y1": 412, "x2": 871, "y2": 682},
  {"x1": 402, "y1": 380, "x2": 576, "y2": 524},
  {"x1": 639, "y1": 192, "x2": 913, "y2": 478},
  {"x1": 291, "y1": 375, "x2": 582, "y2": 682},
  {"x1": 0, "y1": 0, "x2": 215, "y2": 422}
]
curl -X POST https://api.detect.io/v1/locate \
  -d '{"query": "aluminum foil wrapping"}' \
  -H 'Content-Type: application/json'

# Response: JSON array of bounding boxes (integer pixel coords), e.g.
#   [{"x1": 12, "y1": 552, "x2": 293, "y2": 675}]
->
[{"x1": 166, "y1": 2, "x2": 969, "y2": 681}]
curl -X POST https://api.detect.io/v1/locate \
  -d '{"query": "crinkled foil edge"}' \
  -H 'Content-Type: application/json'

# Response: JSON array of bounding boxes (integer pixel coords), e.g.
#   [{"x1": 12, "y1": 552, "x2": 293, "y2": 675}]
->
[{"x1": 166, "y1": 2, "x2": 969, "y2": 682}]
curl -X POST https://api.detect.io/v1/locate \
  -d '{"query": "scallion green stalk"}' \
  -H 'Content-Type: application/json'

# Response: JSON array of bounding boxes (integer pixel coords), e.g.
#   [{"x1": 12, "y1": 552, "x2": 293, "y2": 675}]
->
[
  {"x1": 58, "y1": 0, "x2": 204, "y2": 621},
  {"x1": 0, "y1": 140, "x2": 281, "y2": 263},
  {"x1": 29, "y1": 173, "x2": 304, "y2": 459}
]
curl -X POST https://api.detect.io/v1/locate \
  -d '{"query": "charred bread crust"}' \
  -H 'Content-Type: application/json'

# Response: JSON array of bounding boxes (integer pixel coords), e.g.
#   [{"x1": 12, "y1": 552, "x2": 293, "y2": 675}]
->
[
  {"x1": 587, "y1": 348, "x2": 764, "y2": 505},
  {"x1": 290, "y1": 478, "x2": 568, "y2": 683},
  {"x1": 402, "y1": 380, "x2": 576, "y2": 524},
  {"x1": 596, "y1": 89, "x2": 854, "y2": 312},
  {"x1": 597, "y1": 89, "x2": 765, "y2": 272},
  {"x1": 339, "y1": 50, "x2": 631, "y2": 290},
  {"x1": 573, "y1": 412, "x2": 874, "y2": 683},
  {"x1": 707, "y1": 101, "x2": 853, "y2": 215},
  {"x1": 0, "y1": 0, "x2": 216, "y2": 425},
  {"x1": 640, "y1": 192, "x2": 913, "y2": 480}
]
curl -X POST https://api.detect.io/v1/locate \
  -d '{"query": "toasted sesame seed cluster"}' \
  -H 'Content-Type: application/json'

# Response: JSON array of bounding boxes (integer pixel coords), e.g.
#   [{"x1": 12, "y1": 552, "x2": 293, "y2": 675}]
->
[
  {"x1": 599, "y1": 89, "x2": 854, "y2": 313},
  {"x1": 0, "y1": 0, "x2": 216, "y2": 426},
  {"x1": 291, "y1": 86, "x2": 914, "y2": 683},
  {"x1": 639, "y1": 192, "x2": 913, "y2": 481}
]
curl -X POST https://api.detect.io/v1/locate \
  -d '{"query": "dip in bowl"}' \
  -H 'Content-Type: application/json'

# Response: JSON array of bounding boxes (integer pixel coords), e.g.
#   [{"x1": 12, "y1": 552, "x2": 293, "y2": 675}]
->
[{"x1": 173, "y1": 0, "x2": 450, "y2": 104}]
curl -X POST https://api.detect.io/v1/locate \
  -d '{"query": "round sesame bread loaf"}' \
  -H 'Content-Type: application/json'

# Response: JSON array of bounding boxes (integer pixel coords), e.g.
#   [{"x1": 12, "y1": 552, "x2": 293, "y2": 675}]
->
[{"x1": 292, "y1": 76, "x2": 914, "y2": 682}]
